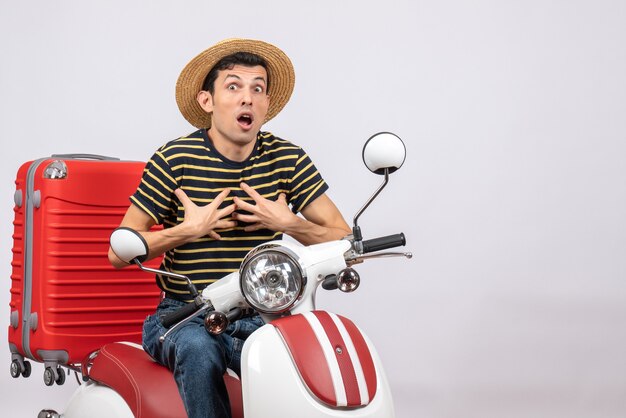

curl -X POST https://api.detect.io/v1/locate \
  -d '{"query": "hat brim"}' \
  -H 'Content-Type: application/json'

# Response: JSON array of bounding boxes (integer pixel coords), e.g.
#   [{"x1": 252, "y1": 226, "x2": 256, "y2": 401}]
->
[{"x1": 175, "y1": 38, "x2": 295, "y2": 129}]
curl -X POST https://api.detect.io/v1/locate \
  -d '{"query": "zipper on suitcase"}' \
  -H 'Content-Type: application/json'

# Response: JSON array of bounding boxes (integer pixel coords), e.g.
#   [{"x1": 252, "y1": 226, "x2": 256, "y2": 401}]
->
[{"x1": 21, "y1": 157, "x2": 49, "y2": 360}]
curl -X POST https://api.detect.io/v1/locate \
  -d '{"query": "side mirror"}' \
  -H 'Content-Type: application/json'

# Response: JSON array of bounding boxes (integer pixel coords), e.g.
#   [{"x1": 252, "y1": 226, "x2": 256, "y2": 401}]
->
[
  {"x1": 362, "y1": 132, "x2": 406, "y2": 175},
  {"x1": 352, "y1": 132, "x2": 406, "y2": 248},
  {"x1": 110, "y1": 227, "x2": 149, "y2": 264}
]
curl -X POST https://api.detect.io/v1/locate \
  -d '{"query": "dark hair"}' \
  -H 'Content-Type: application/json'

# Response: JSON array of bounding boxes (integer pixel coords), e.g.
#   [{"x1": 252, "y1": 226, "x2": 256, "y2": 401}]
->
[{"x1": 201, "y1": 52, "x2": 269, "y2": 94}]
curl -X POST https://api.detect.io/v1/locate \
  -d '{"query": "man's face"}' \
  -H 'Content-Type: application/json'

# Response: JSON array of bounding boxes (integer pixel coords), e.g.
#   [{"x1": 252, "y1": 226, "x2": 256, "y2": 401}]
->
[{"x1": 200, "y1": 64, "x2": 270, "y2": 148}]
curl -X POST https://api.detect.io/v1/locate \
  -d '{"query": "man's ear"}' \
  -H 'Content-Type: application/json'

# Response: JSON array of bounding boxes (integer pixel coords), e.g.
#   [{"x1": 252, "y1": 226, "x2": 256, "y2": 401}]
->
[{"x1": 197, "y1": 90, "x2": 214, "y2": 113}]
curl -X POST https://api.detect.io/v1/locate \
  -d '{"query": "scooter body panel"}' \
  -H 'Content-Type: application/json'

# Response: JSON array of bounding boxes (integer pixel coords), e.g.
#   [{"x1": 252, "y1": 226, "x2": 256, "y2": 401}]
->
[
  {"x1": 241, "y1": 318, "x2": 395, "y2": 417},
  {"x1": 62, "y1": 381, "x2": 134, "y2": 418}
]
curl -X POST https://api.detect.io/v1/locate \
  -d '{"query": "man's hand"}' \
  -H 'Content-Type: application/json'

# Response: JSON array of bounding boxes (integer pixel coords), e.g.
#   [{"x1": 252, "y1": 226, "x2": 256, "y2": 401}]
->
[
  {"x1": 109, "y1": 188, "x2": 240, "y2": 268},
  {"x1": 232, "y1": 182, "x2": 296, "y2": 232},
  {"x1": 175, "y1": 188, "x2": 237, "y2": 240}
]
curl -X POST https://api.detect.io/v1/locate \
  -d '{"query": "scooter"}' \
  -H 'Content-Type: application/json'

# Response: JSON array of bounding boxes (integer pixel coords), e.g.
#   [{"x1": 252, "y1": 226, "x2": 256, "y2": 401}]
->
[{"x1": 38, "y1": 131, "x2": 411, "y2": 418}]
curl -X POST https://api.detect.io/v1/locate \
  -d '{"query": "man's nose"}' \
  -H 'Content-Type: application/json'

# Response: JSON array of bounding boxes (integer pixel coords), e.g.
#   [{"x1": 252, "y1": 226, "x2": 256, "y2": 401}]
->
[{"x1": 241, "y1": 89, "x2": 252, "y2": 105}]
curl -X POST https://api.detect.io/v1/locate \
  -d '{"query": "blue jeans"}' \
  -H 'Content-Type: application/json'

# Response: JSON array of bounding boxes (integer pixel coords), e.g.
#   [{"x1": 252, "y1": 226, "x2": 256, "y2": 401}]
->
[{"x1": 142, "y1": 298, "x2": 264, "y2": 418}]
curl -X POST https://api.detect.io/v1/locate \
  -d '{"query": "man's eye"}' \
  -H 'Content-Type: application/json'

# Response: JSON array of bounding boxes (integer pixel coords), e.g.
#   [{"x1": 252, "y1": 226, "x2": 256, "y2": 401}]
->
[
  {"x1": 254, "y1": 86, "x2": 264, "y2": 93},
  {"x1": 228, "y1": 84, "x2": 238, "y2": 90}
]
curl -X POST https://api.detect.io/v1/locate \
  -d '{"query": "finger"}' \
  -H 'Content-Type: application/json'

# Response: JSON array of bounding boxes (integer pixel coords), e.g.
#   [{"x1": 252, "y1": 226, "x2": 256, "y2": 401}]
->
[
  {"x1": 210, "y1": 188, "x2": 231, "y2": 208},
  {"x1": 233, "y1": 196, "x2": 255, "y2": 212},
  {"x1": 278, "y1": 193, "x2": 288, "y2": 204},
  {"x1": 208, "y1": 231, "x2": 222, "y2": 240},
  {"x1": 215, "y1": 220, "x2": 238, "y2": 230},
  {"x1": 240, "y1": 182, "x2": 263, "y2": 201},
  {"x1": 234, "y1": 213, "x2": 259, "y2": 224},
  {"x1": 174, "y1": 188, "x2": 194, "y2": 208},
  {"x1": 243, "y1": 223, "x2": 262, "y2": 232},
  {"x1": 217, "y1": 203, "x2": 237, "y2": 218}
]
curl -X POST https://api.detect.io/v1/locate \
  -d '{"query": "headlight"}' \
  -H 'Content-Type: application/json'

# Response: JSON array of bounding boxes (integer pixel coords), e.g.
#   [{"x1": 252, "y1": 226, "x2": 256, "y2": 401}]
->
[{"x1": 239, "y1": 244, "x2": 306, "y2": 314}]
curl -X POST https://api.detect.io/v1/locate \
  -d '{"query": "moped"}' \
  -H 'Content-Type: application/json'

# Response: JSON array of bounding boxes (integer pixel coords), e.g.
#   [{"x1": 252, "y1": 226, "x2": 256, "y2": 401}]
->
[{"x1": 38, "y1": 132, "x2": 411, "y2": 418}]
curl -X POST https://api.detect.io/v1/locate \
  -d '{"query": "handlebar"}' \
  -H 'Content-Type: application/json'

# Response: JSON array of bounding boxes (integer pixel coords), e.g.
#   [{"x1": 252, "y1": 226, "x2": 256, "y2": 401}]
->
[
  {"x1": 361, "y1": 233, "x2": 406, "y2": 253},
  {"x1": 161, "y1": 301, "x2": 203, "y2": 328}
]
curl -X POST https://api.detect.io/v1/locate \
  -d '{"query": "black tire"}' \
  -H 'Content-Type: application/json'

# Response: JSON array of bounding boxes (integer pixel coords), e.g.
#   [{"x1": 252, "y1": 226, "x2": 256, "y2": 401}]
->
[
  {"x1": 10, "y1": 360, "x2": 20, "y2": 378},
  {"x1": 22, "y1": 361, "x2": 32, "y2": 378},
  {"x1": 55, "y1": 367, "x2": 66, "y2": 385},
  {"x1": 43, "y1": 367, "x2": 55, "y2": 386}
]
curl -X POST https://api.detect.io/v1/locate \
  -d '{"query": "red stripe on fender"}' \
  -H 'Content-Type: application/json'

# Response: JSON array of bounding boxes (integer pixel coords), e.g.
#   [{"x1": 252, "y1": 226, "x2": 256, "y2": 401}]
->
[
  {"x1": 272, "y1": 314, "x2": 336, "y2": 405},
  {"x1": 338, "y1": 315, "x2": 378, "y2": 401},
  {"x1": 313, "y1": 311, "x2": 362, "y2": 407}
]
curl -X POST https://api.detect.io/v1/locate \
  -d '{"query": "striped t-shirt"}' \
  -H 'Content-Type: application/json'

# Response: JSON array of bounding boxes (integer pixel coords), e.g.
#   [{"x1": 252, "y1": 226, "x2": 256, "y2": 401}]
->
[{"x1": 130, "y1": 129, "x2": 328, "y2": 298}]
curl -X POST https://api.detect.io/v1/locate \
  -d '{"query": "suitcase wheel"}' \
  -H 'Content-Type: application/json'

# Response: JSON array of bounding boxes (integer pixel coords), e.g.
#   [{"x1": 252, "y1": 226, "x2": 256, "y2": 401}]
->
[
  {"x1": 43, "y1": 366, "x2": 66, "y2": 386},
  {"x1": 22, "y1": 360, "x2": 32, "y2": 378},
  {"x1": 55, "y1": 367, "x2": 66, "y2": 385},
  {"x1": 10, "y1": 359, "x2": 31, "y2": 378},
  {"x1": 43, "y1": 367, "x2": 54, "y2": 386},
  {"x1": 10, "y1": 360, "x2": 20, "y2": 378}
]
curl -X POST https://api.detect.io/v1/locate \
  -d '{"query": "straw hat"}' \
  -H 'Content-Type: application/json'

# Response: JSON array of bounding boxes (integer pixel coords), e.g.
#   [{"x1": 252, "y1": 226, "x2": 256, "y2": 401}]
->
[{"x1": 175, "y1": 38, "x2": 295, "y2": 129}]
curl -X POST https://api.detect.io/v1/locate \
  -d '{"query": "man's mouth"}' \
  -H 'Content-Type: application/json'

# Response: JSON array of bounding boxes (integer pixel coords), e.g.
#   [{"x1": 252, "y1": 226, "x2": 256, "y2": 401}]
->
[{"x1": 237, "y1": 113, "x2": 254, "y2": 129}]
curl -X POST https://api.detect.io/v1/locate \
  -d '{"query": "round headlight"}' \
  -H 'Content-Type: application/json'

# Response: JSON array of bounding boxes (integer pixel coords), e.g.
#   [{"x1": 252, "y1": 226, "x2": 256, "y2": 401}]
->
[{"x1": 239, "y1": 245, "x2": 305, "y2": 314}]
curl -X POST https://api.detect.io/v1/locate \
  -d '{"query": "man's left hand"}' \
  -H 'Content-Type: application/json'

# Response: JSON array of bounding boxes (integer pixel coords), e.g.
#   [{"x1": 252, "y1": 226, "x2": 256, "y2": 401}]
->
[{"x1": 232, "y1": 182, "x2": 296, "y2": 232}]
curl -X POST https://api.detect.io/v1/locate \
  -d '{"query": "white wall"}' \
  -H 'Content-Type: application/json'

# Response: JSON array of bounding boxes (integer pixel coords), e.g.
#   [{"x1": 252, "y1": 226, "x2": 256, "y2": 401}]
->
[{"x1": 1, "y1": 1, "x2": 625, "y2": 417}]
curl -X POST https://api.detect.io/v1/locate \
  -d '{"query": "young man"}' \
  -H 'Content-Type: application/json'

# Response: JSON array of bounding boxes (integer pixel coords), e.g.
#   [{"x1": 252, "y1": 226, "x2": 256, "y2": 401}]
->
[{"x1": 108, "y1": 38, "x2": 350, "y2": 418}]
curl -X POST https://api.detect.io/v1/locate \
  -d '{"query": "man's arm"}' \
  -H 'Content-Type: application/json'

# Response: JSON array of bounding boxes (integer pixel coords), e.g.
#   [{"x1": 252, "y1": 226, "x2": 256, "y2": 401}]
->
[
  {"x1": 291, "y1": 193, "x2": 351, "y2": 244},
  {"x1": 108, "y1": 188, "x2": 236, "y2": 268},
  {"x1": 232, "y1": 182, "x2": 350, "y2": 246}
]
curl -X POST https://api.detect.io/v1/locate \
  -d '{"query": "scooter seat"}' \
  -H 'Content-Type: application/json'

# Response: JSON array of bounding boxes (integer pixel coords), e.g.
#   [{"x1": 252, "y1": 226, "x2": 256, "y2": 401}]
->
[{"x1": 89, "y1": 342, "x2": 243, "y2": 418}]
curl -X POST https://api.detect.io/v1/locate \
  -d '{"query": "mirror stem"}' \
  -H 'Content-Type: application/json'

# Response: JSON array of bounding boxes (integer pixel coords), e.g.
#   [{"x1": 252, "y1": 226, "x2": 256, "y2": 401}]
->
[
  {"x1": 352, "y1": 168, "x2": 390, "y2": 253},
  {"x1": 133, "y1": 259, "x2": 200, "y2": 299},
  {"x1": 353, "y1": 168, "x2": 390, "y2": 234}
]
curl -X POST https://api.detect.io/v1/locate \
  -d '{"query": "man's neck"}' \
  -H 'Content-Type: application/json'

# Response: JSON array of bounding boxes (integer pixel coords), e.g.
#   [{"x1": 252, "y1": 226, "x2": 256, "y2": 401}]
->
[{"x1": 206, "y1": 129, "x2": 257, "y2": 162}]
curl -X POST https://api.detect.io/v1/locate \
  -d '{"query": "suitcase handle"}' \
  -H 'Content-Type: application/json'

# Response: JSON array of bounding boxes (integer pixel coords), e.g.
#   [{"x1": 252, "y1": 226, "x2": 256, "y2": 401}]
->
[{"x1": 51, "y1": 154, "x2": 120, "y2": 161}]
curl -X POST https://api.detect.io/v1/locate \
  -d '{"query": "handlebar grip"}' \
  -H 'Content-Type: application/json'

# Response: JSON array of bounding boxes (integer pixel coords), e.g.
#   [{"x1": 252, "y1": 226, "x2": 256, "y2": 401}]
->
[
  {"x1": 161, "y1": 302, "x2": 201, "y2": 329},
  {"x1": 361, "y1": 233, "x2": 406, "y2": 254}
]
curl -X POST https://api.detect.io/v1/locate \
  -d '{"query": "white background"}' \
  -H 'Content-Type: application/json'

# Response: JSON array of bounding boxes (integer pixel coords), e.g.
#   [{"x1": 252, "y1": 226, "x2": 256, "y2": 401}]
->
[{"x1": 1, "y1": 1, "x2": 625, "y2": 417}]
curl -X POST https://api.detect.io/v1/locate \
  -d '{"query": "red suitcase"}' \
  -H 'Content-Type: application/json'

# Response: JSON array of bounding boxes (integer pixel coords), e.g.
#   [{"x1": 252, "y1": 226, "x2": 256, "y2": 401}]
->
[{"x1": 8, "y1": 154, "x2": 162, "y2": 386}]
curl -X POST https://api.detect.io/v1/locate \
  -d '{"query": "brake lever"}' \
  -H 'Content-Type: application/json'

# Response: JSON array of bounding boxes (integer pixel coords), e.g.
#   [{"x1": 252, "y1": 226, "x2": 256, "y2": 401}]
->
[{"x1": 347, "y1": 251, "x2": 413, "y2": 265}]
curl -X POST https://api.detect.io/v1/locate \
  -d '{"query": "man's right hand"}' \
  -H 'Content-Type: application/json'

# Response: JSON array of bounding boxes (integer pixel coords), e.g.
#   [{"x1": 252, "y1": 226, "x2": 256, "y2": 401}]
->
[{"x1": 108, "y1": 188, "x2": 238, "y2": 268}]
